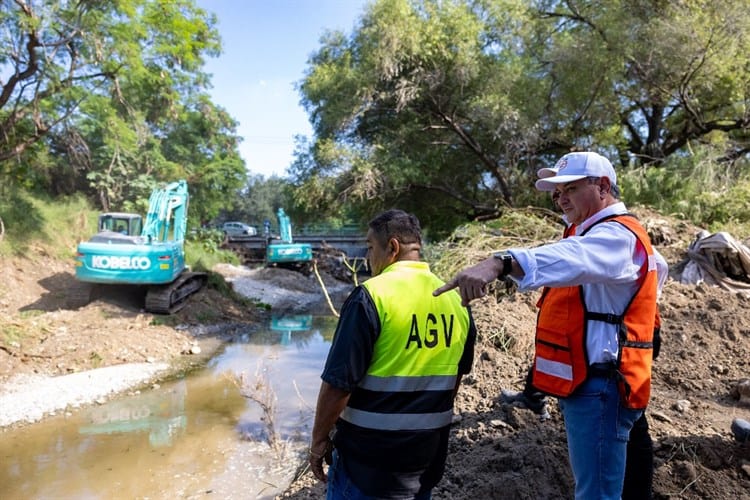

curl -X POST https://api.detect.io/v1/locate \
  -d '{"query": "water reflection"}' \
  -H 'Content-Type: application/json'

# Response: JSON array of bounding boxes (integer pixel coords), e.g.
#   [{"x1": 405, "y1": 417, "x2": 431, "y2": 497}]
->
[
  {"x1": 0, "y1": 314, "x2": 338, "y2": 500},
  {"x1": 79, "y1": 380, "x2": 187, "y2": 447},
  {"x1": 270, "y1": 314, "x2": 313, "y2": 345},
  {"x1": 213, "y1": 315, "x2": 336, "y2": 444}
]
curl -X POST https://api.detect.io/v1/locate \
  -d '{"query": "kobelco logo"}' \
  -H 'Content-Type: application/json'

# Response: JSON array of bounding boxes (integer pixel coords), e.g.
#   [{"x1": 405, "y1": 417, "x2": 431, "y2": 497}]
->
[
  {"x1": 278, "y1": 248, "x2": 303, "y2": 256},
  {"x1": 91, "y1": 255, "x2": 151, "y2": 270}
]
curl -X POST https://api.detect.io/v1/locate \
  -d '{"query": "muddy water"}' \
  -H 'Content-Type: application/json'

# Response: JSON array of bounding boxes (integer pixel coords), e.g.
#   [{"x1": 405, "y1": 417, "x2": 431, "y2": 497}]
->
[{"x1": 0, "y1": 315, "x2": 337, "y2": 500}]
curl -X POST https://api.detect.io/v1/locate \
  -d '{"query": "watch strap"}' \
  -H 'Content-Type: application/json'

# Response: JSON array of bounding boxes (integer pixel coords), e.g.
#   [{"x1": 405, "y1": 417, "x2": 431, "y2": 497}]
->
[{"x1": 493, "y1": 251, "x2": 513, "y2": 278}]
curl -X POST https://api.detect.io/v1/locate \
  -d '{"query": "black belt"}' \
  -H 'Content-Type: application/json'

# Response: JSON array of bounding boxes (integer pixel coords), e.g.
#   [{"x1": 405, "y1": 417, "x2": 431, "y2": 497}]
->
[{"x1": 588, "y1": 362, "x2": 618, "y2": 378}]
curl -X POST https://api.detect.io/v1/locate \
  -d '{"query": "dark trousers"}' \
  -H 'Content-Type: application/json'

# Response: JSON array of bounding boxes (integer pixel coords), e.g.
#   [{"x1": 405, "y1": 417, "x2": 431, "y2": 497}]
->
[
  {"x1": 622, "y1": 412, "x2": 654, "y2": 500},
  {"x1": 523, "y1": 367, "x2": 654, "y2": 499}
]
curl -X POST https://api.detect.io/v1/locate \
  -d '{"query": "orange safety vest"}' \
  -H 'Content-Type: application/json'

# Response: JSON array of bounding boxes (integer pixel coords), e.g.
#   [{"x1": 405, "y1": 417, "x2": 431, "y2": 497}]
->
[{"x1": 532, "y1": 214, "x2": 658, "y2": 410}]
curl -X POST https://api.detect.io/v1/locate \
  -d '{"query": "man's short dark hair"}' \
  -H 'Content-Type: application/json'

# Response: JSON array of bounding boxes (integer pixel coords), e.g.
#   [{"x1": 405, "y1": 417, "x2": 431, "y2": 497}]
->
[{"x1": 368, "y1": 209, "x2": 422, "y2": 246}]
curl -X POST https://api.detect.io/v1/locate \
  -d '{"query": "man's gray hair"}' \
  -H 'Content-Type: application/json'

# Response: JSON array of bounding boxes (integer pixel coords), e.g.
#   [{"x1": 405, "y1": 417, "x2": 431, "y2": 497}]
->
[{"x1": 587, "y1": 176, "x2": 620, "y2": 200}]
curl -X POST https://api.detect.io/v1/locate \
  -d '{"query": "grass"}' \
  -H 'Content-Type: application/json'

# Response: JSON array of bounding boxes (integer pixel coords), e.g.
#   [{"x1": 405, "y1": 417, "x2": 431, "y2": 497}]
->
[
  {"x1": 0, "y1": 190, "x2": 242, "y2": 270},
  {"x1": 150, "y1": 315, "x2": 176, "y2": 326},
  {"x1": 619, "y1": 153, "x2": 750, "y2": 236},
  {"x1": 484, "y1": 321, "x2": 516, "y2": 352},
  {"x1": 427, "y1": 208, "x2": 563, "y2": 283},
  {"x1": 0, "y1": 191, "x2": 93, "y2": 259},
  {"x1": 1, "y1": 323, "x2": 23, "y2": 347},
  {"x1": 18, "y1": 309, "x2": 44, "y2": 319}
]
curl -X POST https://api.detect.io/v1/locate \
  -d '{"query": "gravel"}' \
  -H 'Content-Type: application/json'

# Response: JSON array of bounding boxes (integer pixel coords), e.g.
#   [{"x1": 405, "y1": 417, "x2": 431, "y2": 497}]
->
[{"x1": 0, "y1": 362, "x2": 169, "y2": 428}]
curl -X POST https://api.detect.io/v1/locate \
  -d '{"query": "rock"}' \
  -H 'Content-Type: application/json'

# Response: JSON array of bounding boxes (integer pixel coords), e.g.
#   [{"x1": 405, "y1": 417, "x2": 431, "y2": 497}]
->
[
  {"x1": 490, "y1": 419, "x2": 511, "y2": 429},
  {"x1": 674, "y1": 399, "x2": 691, "y2": 412},
  {"x1": 731, "y1": 379, "x2": 750, "y2": 404},
  {"x1": 650, "y1": 410, "x2": 673, "y2": 423},
  {"x1": 709, "y1": 364, "x2": 727, "y2": 375}
]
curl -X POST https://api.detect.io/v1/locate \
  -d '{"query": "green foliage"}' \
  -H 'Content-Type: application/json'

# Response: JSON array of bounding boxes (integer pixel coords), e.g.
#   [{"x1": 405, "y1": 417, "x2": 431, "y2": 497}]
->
[
  {"x1": 694, "y1": 182, "x2": 750, "y2": 233},
  {"x1": 620, "y1": 150, "x2": 750, "y2": 234},
  {"x1": 293, "y1": 0, "x2": 750, "y2": 236},
  {"x1": 203, "y1": 270, "x2": 260, "y2": 310},
  {"x1": 0, "y1": 190, "x2": 94, "y2": 258},
  {"x1": 185, "y1": 241, "x2": 239, "y2": 272},
  {"x1": 3, "y1": 0, "x2": 749, "y2": 244},
  {"x1": 220, "y1": 174, "x2": 294, "y2": 228},
  {"x1": 1, "y1": 324, "x2": 23, "y2": 347},
  {"x1": 0, "y1": 0, "x2": 244, "y2": 224},
  {"x1": 186, "y1": 227, "x2": 224, "y2": 254},
  {"x1": 427, "y1": 208, "x2": 563, "y2": 281},
  {"x1": 0, "y1": 191, "x2": 45, "y2": 253}
]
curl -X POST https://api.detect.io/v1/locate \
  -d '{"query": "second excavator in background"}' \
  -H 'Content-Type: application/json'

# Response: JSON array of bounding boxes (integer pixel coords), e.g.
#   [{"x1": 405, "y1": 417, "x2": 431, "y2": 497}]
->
[{"x1": 265, "y1": 208, "x2": 313, "y2": 267}]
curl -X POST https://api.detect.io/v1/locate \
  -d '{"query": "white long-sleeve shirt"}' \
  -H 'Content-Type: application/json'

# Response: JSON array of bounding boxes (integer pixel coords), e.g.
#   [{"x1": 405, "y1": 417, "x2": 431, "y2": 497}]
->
[{"x1": 509, "y1": 202, "x2": 667, "y2": 364}]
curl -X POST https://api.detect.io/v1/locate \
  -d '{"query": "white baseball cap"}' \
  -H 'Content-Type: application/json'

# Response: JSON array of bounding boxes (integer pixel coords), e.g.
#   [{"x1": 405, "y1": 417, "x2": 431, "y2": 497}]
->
[
  {"x1": 535, "y1": 152, "x2": 617, "y2": 192},
  {"x1": 535, "y1": 166, "x2": 558, "y2": 191}
]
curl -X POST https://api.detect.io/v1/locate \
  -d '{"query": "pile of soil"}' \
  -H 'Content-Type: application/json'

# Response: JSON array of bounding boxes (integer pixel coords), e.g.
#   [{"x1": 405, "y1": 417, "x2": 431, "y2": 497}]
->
[{"x1": 2, "y1": 209, "x2": 750, "y2": 499}]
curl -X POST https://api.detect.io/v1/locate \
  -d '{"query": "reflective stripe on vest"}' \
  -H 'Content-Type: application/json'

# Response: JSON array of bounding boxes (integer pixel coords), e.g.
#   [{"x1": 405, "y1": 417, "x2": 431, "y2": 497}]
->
[
  {"x1": 341, "y1": 407, "x2": 454, "y2": 430},
  {"x1": 344, "y1": 260, "x2": 470, "y2": 431},
  {"x1": 535, "y1": 357, "x2": 573, "y2": 382},
  {"x1": 532, "y1": 214, "x2": 657, "y2": 409},
  {"x1": 357, "y1": 373, "x2": 459, "y2": 392}
]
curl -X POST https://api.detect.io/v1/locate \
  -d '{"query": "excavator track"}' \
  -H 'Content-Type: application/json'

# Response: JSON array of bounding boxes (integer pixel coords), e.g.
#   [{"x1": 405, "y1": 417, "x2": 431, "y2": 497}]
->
[
  {"x1": 144, "y1": 271, "x2": 207, "y2": 314},
  {"x1": 67, "y1": 282, "x2": 97, "y2": 310}
]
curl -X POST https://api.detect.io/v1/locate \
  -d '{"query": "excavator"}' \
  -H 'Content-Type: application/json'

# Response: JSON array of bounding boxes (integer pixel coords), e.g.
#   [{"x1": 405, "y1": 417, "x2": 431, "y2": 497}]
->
[
  {"x1": 265, "y1": 207, "x2": 313, "y2": 266},
  {"x1": 71, "y1": 180, "x2": 206, "y2": 314}
]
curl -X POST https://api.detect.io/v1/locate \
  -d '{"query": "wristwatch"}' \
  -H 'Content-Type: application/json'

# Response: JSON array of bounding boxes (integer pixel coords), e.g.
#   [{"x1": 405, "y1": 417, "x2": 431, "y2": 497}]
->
[{"x1": 493, "y1": 251, "x2": 513, "y2": 279}]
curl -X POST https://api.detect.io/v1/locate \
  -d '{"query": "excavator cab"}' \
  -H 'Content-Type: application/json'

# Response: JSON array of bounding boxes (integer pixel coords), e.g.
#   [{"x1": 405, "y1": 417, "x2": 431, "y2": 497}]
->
[{"x1": 98, "y1": 213, "x2": 143, "y2": 236}]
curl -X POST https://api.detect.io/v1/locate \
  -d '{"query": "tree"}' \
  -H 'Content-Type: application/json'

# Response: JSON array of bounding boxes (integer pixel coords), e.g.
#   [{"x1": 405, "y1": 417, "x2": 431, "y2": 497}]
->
[
  {"x1": 0, "y1": 0, "x2": 246, "y2": 221},
  {"x1": 532, "y1": 0, "x2": 750, "y2": 165},
  {"x1": 295, "y1": 0, "x2": 750, "y2": 235},
  {"x1": 220, "y1": 174, "x2": 292, "y2": 230},
  {"x1": 159, "y1": 96, "x2": 247, "y2": 225}
]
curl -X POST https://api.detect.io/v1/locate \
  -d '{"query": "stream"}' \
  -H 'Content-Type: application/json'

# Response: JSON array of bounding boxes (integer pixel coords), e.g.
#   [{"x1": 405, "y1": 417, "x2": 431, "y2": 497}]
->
[{"x1": 0, "y1": 314, "x2": 338, "y2": 500}]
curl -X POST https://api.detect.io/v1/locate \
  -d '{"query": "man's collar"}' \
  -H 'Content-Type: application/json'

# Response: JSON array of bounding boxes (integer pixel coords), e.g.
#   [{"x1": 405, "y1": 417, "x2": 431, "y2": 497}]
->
[{"x1": 578, "y1": 202, "x2": 627, "y2": 232}]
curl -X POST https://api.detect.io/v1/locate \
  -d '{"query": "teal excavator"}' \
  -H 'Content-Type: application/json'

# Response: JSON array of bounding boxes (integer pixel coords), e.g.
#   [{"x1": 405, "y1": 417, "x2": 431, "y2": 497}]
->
[
  {"x1": 71, "y1": 180, "x2": 206, "y2": 314},
  {"x1": 265, "y1": 208, "x2": 312, "y2": 266}
]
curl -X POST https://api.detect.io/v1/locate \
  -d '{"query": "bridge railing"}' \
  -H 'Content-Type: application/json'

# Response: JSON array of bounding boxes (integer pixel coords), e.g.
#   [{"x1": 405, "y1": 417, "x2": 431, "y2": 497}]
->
[{"x1": 296, "y1": 223, "x2": 364, "y2": 237}]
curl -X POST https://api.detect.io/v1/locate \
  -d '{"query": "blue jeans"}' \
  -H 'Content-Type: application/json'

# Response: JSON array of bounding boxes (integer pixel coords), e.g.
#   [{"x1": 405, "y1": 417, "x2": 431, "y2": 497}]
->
[
  {"x1": 558, "y1": 375, "x2": 642, "y2": 500},
  {"x1": 326, "y1": 450, "x2": 432, "y2": 500}
]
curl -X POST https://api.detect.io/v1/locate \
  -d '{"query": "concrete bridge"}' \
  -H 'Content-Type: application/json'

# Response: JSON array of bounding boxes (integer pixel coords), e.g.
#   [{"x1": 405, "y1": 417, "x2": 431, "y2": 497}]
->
[{"x1": 221, "y1": 234, "x2": 368, "y2": 266}]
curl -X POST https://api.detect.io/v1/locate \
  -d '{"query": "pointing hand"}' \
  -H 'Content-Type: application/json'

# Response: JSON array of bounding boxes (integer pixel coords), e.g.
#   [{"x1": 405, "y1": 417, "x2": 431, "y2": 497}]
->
[{"x1": 433, "y1": 257, "x2": 504, "y2": 306}]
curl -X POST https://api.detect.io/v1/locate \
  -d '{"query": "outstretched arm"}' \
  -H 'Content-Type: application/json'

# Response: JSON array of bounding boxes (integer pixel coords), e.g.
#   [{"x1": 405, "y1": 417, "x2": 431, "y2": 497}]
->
[{"x1": 434, "y1": 255, "x2": 520, "y2": 306}]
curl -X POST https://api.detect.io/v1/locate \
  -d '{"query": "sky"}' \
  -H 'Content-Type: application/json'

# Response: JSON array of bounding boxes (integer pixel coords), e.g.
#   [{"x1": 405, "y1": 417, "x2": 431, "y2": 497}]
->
[{"x1": 195, "y1": 0, "x2": 370, "y2": 178}]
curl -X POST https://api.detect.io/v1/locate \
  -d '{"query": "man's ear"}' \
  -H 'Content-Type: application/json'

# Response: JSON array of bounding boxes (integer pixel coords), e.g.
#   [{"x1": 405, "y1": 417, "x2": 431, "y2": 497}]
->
[{"x1": 388, "y1": 237, "x2": 400, "y2": 257}]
